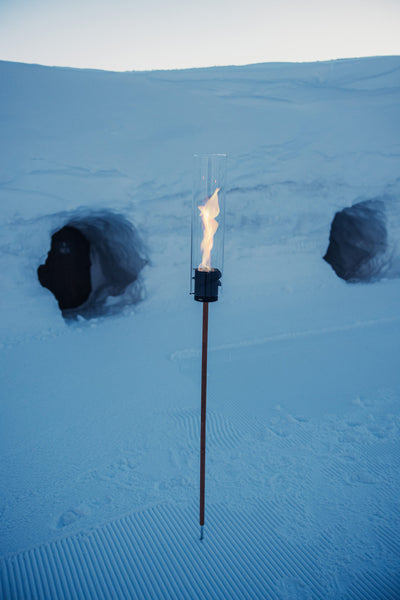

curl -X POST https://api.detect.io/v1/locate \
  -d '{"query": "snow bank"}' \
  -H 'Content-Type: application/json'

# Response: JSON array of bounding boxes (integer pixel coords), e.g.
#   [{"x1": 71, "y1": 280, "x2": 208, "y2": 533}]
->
[{"x1": 0, "y1": 56, "x2": 399, "y2": 598}]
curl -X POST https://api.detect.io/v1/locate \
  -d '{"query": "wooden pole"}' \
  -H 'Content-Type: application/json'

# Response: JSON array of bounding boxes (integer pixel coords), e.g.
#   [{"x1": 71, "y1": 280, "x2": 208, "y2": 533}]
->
[{"x1": 200, "y1": 301, "x2": 209, "y2": 540}]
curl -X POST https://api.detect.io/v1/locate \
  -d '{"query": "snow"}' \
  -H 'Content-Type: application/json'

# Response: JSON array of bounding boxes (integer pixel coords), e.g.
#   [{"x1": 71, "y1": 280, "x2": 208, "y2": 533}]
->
[{"x1": 0, "y1": 56, "x2": 400, "y2": 598}]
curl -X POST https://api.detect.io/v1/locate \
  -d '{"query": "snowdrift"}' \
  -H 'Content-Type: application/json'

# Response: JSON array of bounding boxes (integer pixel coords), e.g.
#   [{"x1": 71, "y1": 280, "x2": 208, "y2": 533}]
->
[{"x1": 0, "y1": 57, "x2": 400, "y2": 599}]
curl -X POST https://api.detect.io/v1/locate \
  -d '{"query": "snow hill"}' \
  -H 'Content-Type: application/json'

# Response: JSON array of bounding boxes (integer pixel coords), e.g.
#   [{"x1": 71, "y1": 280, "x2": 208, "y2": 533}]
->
[{"x1": 0, "y1": 56, "x2": 400, "y2": 599}]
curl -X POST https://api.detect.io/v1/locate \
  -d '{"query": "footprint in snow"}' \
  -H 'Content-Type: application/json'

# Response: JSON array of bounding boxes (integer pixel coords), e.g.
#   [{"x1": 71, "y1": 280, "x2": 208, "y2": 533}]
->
[
  {"x1": 347, "y1": 470, "x2": 377, "y2": 485},
  {"x1": 276, "y1": 576, "x2": 307, "y2": 600},
  {"x1": 57, "y1": 507, "x2": 87, "y2": 528}
]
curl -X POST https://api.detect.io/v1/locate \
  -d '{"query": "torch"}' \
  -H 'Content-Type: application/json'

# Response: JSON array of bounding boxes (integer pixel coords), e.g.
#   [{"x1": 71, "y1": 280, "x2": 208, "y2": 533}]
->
[{"x1": 191, "y1": 154, "x2": 226, "y2": 540}]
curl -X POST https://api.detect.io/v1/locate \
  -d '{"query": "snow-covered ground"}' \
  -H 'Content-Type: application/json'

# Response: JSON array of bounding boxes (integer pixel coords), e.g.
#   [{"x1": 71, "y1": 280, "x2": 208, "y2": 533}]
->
[{"x1": 0, "y1": 56, "x2": 400, "y2": 599}]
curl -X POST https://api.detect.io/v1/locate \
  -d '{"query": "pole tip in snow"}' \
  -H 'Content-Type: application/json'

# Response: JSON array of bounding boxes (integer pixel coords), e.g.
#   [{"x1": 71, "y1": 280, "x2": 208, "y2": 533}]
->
[{"x1": 200, "y1": 525, "x2": 204, "y2": 541}]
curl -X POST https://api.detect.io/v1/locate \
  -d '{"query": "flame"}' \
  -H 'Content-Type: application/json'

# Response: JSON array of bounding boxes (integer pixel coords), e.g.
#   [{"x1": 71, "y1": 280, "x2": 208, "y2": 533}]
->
[{"x1": 198, "y1": 187, "x2": 220, "y2": 271}]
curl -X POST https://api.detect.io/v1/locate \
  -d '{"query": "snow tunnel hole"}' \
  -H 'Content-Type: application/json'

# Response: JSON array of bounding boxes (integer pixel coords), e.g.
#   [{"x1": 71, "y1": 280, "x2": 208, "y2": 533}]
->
[
  {"x1": 37, "y1": 210, "x2": 148, "y2": 319},
  {"x1": 323, "y1": 199, "x2": 388, "y2": 282}
]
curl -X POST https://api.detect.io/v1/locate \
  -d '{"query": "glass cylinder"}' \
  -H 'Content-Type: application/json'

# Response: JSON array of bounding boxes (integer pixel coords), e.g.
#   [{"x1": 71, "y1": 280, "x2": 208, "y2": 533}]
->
[{"x1": 190, "y1": 154, "x2": 227, "y2": 297}]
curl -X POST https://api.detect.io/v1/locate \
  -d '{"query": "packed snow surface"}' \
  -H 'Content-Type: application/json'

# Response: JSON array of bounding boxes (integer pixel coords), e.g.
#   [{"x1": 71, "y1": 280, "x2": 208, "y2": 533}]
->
[{"x1": 0, "y1": 56, "x2": 400, "y2": 599}]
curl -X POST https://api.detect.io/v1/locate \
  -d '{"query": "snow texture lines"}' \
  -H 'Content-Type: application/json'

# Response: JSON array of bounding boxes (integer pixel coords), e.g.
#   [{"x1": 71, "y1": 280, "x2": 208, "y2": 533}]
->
[
  {"x1": 0, "y1": 501, "x2": 321, "y2": 600},
  {"x1": 348, "y1": 570, "x2": 400, "y2": 600},
  {"x1": 168, "y1": 408, "x2": 244, "y2": 451},
  {"x1": 1, "y1": 495, "x2": 400, "y2": 599}
]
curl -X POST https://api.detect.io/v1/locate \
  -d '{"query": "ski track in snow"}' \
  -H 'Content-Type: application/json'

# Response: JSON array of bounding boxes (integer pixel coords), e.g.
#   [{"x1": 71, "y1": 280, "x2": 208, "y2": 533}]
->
[{"x1": 170, "y1": 315, "x2": 400, "y2": 361}]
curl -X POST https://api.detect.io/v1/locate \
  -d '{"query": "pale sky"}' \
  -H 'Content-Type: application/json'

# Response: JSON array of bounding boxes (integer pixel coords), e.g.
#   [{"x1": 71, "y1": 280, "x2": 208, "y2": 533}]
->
[{"x1": 0, "y1": 0, "x2": 399, "y2": 71}]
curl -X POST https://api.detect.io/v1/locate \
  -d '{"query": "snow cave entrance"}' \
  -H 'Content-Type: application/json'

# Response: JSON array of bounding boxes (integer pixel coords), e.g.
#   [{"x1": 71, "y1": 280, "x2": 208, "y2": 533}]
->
[
  {"x1": 38, "y1": 211, "x2": 148, "y2": 319},
  {"x1": 323, "y1": 199, "x2": 392, "y2": 282}
]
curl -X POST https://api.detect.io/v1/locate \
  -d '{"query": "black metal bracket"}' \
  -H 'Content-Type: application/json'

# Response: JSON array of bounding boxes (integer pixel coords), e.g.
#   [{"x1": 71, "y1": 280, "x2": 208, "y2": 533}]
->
[{"x1": 193, "y1": 268, "x2": 221, "y2": 302}]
